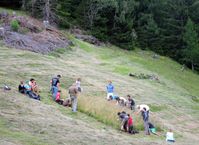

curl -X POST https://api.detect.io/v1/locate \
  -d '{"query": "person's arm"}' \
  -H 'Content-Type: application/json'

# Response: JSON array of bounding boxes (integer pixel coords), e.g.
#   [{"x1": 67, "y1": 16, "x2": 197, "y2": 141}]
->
[{"x1": 57, "y1": 82, "x2": 60, "y2": 89}]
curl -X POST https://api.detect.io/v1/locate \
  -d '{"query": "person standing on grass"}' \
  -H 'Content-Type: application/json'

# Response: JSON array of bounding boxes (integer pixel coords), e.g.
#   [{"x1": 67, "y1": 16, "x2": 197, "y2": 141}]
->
[
  {"x1": 136, "y1": 104, "x2": 150, "y2": 116},
  {"x1": 127, "y1": 95, "x2": 135, "y2": 111},
  {"x1": 68, "y1": 83, "x2": 79, "y2": 112},
  {"x1": 106, "y1": 80, "x2": 114, "y2": 100},
  {"x1": 51, "y1": 75, "x2": 61, "y2": 100},
  {"x1": 142, "y1": 107, "x2": 150, "y2": 135}
]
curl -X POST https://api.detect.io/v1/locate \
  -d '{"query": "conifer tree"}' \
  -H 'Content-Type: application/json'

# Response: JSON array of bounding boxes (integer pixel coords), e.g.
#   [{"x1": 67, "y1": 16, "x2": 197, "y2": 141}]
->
[{"x1": 183, "y1": 18, "x2": 199, "y2": 71}]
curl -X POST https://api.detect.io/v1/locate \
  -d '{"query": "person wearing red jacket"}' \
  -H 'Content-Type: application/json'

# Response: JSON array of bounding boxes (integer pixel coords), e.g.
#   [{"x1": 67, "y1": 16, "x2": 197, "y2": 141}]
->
[{"x1": 127, "y1": 114, "x2": 134, "y2": 133}]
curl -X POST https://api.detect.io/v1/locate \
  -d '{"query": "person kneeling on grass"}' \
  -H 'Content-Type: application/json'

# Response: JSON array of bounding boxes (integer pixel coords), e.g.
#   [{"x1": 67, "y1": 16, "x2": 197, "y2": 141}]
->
[
  {"x1": 55, "y1": 90, "x2": 64, "y2": 105},
  {"x1": 127, "y1": 114, "x2": 133, "y2": 133},
  {"x1": 127, "y1": 114, "x2": 139, "y2": 134}
]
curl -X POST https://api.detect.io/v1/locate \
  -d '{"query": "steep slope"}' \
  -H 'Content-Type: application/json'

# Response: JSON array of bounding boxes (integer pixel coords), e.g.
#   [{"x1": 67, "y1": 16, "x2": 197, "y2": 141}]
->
[{"x1": 0, "y1": 38, "x2": 199, "y2": 145}]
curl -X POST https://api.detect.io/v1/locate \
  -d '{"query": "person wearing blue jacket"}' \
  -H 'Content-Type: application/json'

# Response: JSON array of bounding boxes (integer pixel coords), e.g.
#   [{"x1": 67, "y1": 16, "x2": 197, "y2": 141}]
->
[
  {"x1": 142, "y1": 107, "x2": 150, "y2": 135},
  {"x1": 106, "y1": 80, "x2": 114, "y2": 100}
]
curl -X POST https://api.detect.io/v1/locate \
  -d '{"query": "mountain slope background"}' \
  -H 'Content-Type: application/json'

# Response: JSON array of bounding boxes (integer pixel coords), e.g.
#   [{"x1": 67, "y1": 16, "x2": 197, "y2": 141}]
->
[{"x1": 0, "y1": 8, "x2": 199, "y2": 145}]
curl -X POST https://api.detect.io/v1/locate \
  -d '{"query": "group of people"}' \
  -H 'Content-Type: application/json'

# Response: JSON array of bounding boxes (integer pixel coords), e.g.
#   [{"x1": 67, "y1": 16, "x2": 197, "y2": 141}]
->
[
  {"x1": 50, "y1": 75, "x2": 82, "y2": 112},
  {"x1": 107, "y1": 81, "x2": 175, "y2": 142},
  {"x1": 106, "y1": 80, "x2": 135, "y2": 110},
  {"x1": 18, "y1": 78, "x2": 40, "y2": 100},
  {"x1": 17, "y1": 77, "x2": 175, "y2": 142}
]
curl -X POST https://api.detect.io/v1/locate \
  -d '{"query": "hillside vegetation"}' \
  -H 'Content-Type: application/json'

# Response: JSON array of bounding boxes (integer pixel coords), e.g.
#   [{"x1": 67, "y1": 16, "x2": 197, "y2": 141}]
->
[
  {"x1": 0, "y1": 34, "x2": 199, "y2": 144},
  {"x1": 0, "y1": 6, "x2": 199, "y2": 145}
]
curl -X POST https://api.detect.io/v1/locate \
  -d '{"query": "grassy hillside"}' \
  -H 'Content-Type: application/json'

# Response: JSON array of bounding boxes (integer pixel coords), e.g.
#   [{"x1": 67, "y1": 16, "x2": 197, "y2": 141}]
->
[{"x1": 0, "y1": 32, "x2": 199, "y2": 145}]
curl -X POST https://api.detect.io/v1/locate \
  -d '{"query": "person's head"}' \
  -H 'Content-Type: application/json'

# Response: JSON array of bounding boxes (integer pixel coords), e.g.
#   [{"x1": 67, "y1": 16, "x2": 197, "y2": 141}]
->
[
  {"x1": 20, "y1": 81, "x2": 24, "y2": 84},
  {"x1": 143, "y1": 107, "x2": 146, "y2": 111},
  {"x1": 136, "y1": 105, "x2": 140, "y2": 109},
  {"x1": 58, "y1": 90, "x2": 61, "y2": 92},
  {"x1": 77, "y1": 78, "x2": 81, "y2": 81},
  {"x1": 108, "y1": 80, "x2": 112, "y2": 84},
  {"x1": 122, "y1": 111, "x2": 126, "y2": 114},
  {"x1": 116, "y1": 97, "x2": 120, "y2": 101},
  {"x1": 127, "y1": 114, "x2": 130, "y2": 117},
  {"x1": 57, "y1": 75, "x2": 61, "y2": 78},
  {"x1": 169, "y1": 129, "x2": 173, "y2": 132},
  {"x1": 117, "y1": 112, "x2": 121, "y2": 116},
  {"x1": 127, "y1": 94, "x2": 131, "y2": 98},
  {"x1": 30, "y1": 78, "x2": 35, "y2": 82}
]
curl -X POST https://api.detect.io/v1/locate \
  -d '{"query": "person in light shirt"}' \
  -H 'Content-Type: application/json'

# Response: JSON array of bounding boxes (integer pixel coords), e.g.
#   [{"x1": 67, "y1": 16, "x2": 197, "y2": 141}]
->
[
  {"x1": 136, "y1": 104, "x2": 150, "y2": 115},
  {"x1": 166, "y1": 129, "x2": 175, "y2": 143},
  {"x1": 106, "y1": 80, "x2": 114, "y2": 100}
]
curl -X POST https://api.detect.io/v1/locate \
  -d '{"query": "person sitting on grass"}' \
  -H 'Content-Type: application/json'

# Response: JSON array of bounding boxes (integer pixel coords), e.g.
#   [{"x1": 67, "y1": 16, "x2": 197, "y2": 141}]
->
[
  {"x1": 55, "y1": 90, "x2": 64, "y2": 105},
  {"x1": 24, "y1": 81, "x2": 40, "y2": 100},
  {"x1": 18, "y1": 81, "x2": 25, "y2": 94},
  {"x1": 127, "y1": 95, "x2": 135, "y2": 111},
  {"x1": 29, "y1": 78, "x2": 39, "y2": 94},
  {"x1": 166, "y1": 129, "x2": 175, "y2": 143},
  {"x1": 63, "y1": 98, "x2": 72, "y2": 107},
  {"x1": 148, "y1": 122, "x2": 158, "y2": 135}
]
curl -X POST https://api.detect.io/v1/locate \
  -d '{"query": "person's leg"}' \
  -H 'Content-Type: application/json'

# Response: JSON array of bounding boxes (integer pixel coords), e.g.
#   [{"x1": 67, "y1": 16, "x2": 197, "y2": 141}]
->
[
  {"x1": 72, "y1": 96, "x2": 77, "y2": 112},
  {"x1": 107, "y1": 93, "x2": 110, "y2": 100},
  {"x1": 144, "y1": 120, "x2": 150, "y2": 135},
  {"x1": 107, "y1": 93, "x2": 113, "y2": 100},
  {"x1": 52, "y1": 86, "x2": 58, "y2": 100}
]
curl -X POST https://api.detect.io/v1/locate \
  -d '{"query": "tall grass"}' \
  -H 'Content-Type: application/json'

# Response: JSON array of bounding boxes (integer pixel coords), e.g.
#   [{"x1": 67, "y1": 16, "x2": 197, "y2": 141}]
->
[{"x1": 78, "y1": 94, "x2": 154, "y2": 131}]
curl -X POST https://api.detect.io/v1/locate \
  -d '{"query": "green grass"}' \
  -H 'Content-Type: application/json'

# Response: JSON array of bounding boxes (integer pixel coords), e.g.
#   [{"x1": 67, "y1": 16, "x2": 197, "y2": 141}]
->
[
  {"x1": 149, "y1": 104, "x2": 167, "y2": 112},
  {"x1": 0, "y1": 33, "x2": 199, "y2": 144},
  {"x1": 0, "y1": 119, "x2": 49, "y2": 145}
]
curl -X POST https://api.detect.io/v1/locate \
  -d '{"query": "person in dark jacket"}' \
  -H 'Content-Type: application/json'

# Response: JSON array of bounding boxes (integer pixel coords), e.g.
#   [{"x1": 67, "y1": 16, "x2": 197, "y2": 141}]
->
[
  {"x1": 142, "y1": 108, "x2": 150, "y2": 135},
  {"x1": 127, "y1": 95, "x2": 135, "y2": 110},
  {"x1": 117, "y1": 111, "x2": 129, "y2": 131},
  {"x1": 18, "y1": 81, "x2": 25, "y2": 94}
]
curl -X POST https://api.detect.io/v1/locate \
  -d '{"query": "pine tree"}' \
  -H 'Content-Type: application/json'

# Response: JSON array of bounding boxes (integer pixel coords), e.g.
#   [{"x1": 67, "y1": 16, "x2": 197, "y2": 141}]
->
[{"x1": 183, "y1": 18, "x2": 199, "y2": 71}]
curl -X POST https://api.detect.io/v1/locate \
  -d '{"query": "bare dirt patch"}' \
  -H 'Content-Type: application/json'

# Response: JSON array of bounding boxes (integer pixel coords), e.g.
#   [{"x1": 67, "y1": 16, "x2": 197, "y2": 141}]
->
[{"x1": 0, "y1": 13, "x2": 71, "y2": 54}]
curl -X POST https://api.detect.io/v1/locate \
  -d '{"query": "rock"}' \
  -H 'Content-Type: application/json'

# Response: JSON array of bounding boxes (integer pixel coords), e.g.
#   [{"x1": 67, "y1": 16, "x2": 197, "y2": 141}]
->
[
  {"x1": 75, "y1": 34, "x2": 102, "y2": 46},
  {"x1": 0, "y1": 27, "x2": 5, "y2": 37}
]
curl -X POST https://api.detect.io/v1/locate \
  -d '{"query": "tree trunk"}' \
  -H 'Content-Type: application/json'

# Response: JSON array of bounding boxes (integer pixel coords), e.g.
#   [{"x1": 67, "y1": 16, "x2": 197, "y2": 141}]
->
[
  {"x1": 45, "y1": 0, "x2": 50, "y2": 21},
  {"x1": 32, "y1": 0, "x2": 37, "y2": 16},
  {"x1": 192, "y1": 61, "x2": 194, "y2": 71},
  {"x1": 22, "y1": 0, "x2": 25, "y2": 10}
]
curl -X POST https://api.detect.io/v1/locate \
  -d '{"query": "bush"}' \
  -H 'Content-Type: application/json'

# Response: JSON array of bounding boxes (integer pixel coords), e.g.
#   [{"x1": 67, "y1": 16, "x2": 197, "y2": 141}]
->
[{"x1": 11, "y1": 20, "x2": 20, "y2": 32}]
